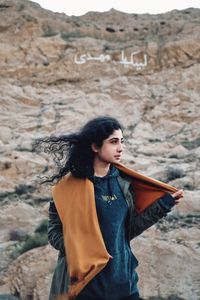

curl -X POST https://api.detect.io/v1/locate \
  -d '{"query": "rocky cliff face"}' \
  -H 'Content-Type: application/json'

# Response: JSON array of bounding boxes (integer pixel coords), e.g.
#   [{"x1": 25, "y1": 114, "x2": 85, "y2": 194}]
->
[{"x1": 0, "y1": 1, "x2": 200, "y2": 299}]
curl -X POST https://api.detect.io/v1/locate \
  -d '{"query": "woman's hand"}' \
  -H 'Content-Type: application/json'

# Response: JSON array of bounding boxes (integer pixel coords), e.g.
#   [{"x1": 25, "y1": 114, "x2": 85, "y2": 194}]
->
[{"x1": 172, "y1": 189, "x2": 184, "y2": 204}]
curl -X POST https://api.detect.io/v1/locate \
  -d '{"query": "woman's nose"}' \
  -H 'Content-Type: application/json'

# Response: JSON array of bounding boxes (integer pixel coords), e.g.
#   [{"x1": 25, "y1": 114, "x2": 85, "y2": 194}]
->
[{"x1": 117, "y1": 143, "x2": 123, "y2": 152}]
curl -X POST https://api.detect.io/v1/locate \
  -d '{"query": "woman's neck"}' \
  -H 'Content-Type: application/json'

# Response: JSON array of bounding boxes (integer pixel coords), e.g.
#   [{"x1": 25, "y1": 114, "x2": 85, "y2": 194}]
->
[{"x1": 93, "y1": 158, "x2": 110, "y2": 177}]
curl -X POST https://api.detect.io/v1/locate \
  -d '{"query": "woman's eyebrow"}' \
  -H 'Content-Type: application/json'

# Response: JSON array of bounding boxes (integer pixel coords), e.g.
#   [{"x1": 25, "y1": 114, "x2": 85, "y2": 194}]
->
[{"x1": 108, "y1": 137, "x2": 124, "y2": 141}]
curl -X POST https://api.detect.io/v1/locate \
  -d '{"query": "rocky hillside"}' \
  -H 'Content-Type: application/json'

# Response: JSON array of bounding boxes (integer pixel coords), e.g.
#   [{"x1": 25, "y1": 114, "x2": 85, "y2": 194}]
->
[{"x1": 0, "y1": 0, "x2": 200, "y2": 299}]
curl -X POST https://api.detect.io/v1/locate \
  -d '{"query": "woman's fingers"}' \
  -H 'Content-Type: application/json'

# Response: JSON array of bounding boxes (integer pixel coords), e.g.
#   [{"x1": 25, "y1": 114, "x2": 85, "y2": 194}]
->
[{"x1": 172, "y1": 189, "x2": 184, "y2": 199}]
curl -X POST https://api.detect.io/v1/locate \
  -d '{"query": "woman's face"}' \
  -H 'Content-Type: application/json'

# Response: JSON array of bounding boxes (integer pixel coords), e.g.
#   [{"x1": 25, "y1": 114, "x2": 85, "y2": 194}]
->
[{"x1": 92, "y1": 129, "x2": 124, "y2": 164}]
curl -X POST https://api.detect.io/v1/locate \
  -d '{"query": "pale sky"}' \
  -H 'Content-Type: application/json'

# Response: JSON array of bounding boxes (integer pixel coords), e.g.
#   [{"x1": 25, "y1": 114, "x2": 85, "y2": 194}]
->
[{"x1": 32, "y1": 0, "x2": 200, "y2": 16}]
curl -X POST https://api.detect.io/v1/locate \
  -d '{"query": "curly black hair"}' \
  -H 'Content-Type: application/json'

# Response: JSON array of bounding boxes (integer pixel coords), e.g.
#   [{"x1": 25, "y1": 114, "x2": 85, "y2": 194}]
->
[{"x1": 33, "y1": 116, "x2": 122, "y2": 184}]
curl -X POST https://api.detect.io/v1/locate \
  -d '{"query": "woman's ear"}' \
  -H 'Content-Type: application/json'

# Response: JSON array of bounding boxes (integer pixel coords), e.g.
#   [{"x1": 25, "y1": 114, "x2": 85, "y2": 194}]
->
[{"x1": 91, "y1": 143, "x2": 99, "y2": 153}]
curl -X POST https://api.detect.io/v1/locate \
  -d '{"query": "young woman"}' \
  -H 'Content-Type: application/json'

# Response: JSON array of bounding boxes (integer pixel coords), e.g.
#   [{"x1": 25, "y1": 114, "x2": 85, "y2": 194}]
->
[{"x1": 37, "y1": 116, "x2": 183, "y2": 300}]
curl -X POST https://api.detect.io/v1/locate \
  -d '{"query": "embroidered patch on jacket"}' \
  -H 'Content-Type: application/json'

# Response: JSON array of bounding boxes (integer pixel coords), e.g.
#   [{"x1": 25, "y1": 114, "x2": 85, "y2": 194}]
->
[{"x1": 102, "y1": 194, "x2": 117, "y2": 205}]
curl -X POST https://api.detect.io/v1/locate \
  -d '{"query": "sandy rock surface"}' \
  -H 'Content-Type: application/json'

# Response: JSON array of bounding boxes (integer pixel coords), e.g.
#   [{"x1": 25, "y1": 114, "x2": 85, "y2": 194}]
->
[{"x1": 0, "y1": 1, "x2": 199, "y2": 299}]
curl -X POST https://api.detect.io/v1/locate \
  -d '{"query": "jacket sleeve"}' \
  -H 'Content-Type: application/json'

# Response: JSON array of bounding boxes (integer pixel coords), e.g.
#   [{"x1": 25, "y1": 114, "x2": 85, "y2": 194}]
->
[
  {"x1": 48, "y1": 199, "x2": 65, "y2": 256},
  {"x1": 130, "y1": 190, "x2": 175, "y2": 239}
]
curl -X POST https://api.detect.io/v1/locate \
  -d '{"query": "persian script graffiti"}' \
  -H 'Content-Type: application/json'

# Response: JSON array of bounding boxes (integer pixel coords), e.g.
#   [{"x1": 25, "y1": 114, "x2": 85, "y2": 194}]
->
[{"x1": 74, "y1": 51, "x2": 147, "y2": 70}]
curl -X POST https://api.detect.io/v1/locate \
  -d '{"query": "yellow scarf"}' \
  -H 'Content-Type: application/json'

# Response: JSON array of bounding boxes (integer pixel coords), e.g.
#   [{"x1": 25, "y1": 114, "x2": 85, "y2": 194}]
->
[{"x1": 52, "y1": 163, "x2": 177, "y2": 299}]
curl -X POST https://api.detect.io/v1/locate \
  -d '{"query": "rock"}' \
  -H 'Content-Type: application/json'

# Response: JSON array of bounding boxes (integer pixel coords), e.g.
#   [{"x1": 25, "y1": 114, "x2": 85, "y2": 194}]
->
[
  {"x1": 0, "y1": 295, "x2": 20, "y2": 300},
  {"x1": 0, "y1": 202, "x2": 46, "y2": 244},
  {"x1": 0, "y1": 1, "x2": 200, "y2": 299},
  {"x1": 0, "y1": 159, "x2": 12, "y2": 171},
  {"x1": 7, "y1": 245, "x2": 57, "y2": 300},
  {"x1": 0, "y1": 128, "x2": 12, "y2": 144},
  {"x1": 8, "y1": 229, "x2": 28, "y2": 242},
  {"x1": 169, "y1": 145, "x2": 189, "y2": 159},
  {"x1": 176, "y1": 191, "x2": 200, "y2": 214},
  {"x1": 33, "y1": 274, "x2": 53, "y2": 300},
  {"x1": 133, "y1": 227, "x2": 200, "y2": 300},
  {"x1": 0, "y1": 241, "x2": 18, "y2": 286}
]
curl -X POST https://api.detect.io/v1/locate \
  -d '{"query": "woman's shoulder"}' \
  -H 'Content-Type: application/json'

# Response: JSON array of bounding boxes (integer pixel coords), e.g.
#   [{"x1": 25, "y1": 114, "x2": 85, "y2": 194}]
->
[
  {"x1": 52, "y1": 173, "x2": 73, "y2": 193},
  {"x1": 117, "y1": 169, "x2": 132, "y2": 183}
]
